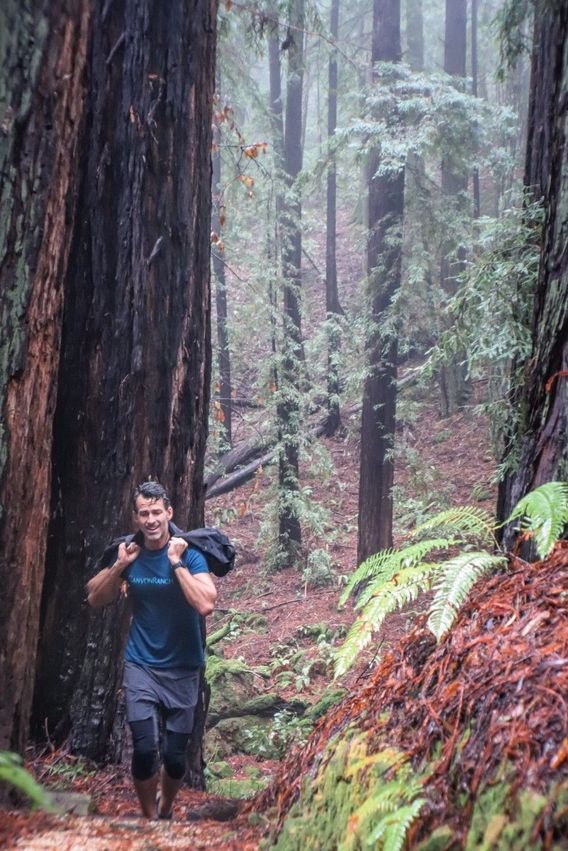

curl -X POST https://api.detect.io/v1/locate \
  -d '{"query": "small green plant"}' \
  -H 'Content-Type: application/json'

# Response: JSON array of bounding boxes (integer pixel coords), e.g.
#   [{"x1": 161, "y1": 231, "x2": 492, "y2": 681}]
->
[
  {"x1": 269, "y1": 710, "x2": 313, "y2": 757},
  {"x1": 44, "y1": 757, "x2": 95, "y2": 788},
  {"x1": 0, "y1": 752, "x2": 53, "y2": 810},
  {"x1": 336, "y1": 482, "x2": 568, "y2": 677},
  {"x1": 302, "y1": 548, "x2": 335, "y2": 588}
]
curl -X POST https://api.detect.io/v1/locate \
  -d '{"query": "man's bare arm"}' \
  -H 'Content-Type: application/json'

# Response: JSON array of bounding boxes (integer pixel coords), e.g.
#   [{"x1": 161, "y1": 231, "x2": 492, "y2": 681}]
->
[
  {"x1": 87, "y1": 542, "x2": 140, "y2": 608},
  {"x1": 173, "y1": 569, "x2": 218, "y2": 616},
  {"x1": 168, "y1": 537, "x2": 218, "y2": 616}
]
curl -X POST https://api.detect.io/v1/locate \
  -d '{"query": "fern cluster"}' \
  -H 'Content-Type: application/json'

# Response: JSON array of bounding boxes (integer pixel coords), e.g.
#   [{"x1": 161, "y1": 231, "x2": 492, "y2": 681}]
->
[
  {"x1": 336, "y1": 482, "x2": 568, "y2": 677},
  {"x1": 342, "y1": 748, "x2": 425, "y2": 851}
]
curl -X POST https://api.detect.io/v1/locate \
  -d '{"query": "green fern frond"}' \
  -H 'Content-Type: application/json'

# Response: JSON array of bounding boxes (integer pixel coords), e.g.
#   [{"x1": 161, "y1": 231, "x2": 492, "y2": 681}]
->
[
  {"x1": 505, "y1": 481, "x2": 568, "y2": 558},
  {"x1": 344, "y1": 748, "x2": 406, "y2": 780},
  {"x1": 0, "y1": 752, "x2": 53, "y2": 810},
  {"x1": 339, "y1": 538, "x2": 456, "y2": 609},
  {"x1": 355, "y1": 538, "x2": 456, "y2": 609},
  {"x1": 413, "y1": 505, "x2": 495, "y2": 545},
  {"x1": 427, "y1": 552, "x2": 506, "y2": 641},
  {"x1": 367, "y1": 798, "x2": 425, "y2": 850},
  {"x1": 335, "y1": 563, "x2": 434, "y2": 678},
  {"x1": 339, "y1": 547, "x2": 399, "y2": 606}
]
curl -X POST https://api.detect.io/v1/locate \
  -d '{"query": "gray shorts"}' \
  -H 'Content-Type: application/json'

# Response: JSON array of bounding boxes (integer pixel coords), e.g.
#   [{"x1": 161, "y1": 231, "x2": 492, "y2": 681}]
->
[{"x1": 123, "y1": 661, "x2": 200, "y2": 734}]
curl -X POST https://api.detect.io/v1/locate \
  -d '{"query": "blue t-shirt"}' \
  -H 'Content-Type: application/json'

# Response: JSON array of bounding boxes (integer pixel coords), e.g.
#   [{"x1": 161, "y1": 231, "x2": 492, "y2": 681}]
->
[{"x1": 123, "y1": 544, "x2": 209, "y2": 669}]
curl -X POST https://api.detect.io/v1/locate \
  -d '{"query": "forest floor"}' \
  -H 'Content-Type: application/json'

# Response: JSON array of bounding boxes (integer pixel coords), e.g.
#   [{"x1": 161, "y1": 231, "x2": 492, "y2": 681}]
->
[{"x1": 0, "y1": 390, "x2": 498, "y2": 850}]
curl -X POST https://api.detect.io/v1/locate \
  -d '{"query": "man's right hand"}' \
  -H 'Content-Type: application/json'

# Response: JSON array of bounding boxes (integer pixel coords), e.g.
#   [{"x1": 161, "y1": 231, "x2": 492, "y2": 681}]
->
[{"x1": 87, "y1": 541, "x2": 140, "y2": 608}]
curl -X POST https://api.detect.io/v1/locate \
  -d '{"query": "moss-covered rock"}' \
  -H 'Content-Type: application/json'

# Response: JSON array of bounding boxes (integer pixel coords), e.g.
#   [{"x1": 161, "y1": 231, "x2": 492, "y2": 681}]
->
[{"x1": 206, "y1": 715, "x2": 280, "y2": 760}]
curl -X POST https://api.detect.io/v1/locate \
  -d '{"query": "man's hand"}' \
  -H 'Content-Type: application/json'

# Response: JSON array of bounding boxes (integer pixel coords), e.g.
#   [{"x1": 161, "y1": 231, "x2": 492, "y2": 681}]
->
[
  {"x1": 168, "y1": 536, "x2": 188, "y2": 564},
  {"x1": 118, "y1": 541, "x2": 141, "y2": 568},
  {"x1": 86, "y1": 541, "x2": 140, "y2": 608}
]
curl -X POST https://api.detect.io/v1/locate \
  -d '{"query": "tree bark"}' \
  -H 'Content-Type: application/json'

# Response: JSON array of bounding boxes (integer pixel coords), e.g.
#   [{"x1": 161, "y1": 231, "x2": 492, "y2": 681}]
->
[
  {"x1": 405, "y1": 0, "x2": 424, "y2": 71},
  {"x1": 324, "y1": 0, "x2": 343, "y2": 437},
  {"x1": 357, "y1": 0, "x2": 405, "y2": 564},
  {"x1": 438, "y1": 0, "x2": 470, "y2": 416},
  {"x1": 212, "y1": 74, "x2": 232, "y2": 447},
  {"x1": 31, "y1": 0, "x2": 216, "y2": 773},
  {"x1": 497, "y1": 1, "x2": 568, "y2": 544},
  {"x1": 471, "y1": 0, "x2": 481, "y2": 218},
  {"x1": 277, "y1": 0, "x2": 305, "y2": 566},
  {"x1": 0, "y1": 0, "x2": 90, "y2": 754}
]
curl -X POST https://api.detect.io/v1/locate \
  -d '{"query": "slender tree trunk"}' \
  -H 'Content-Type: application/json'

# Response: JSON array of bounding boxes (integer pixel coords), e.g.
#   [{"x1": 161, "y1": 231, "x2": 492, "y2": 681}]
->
[
  {"x1": 438, "y1": 0, "x2": 470, "y2": 416},
  {"x1": 277, "y1": 0, "x2": 305, "y2": 566},
  {"x1": 31, "y1": 0, "x2": 216, "y2": 778},
  {"x1": 471, "y1": 0, "x2": 481, "y2": 218},
  {"x1": 406, "y1": 0, "x2": 424, "y2": 71},
  {"x1": 0, "y1": 0, "x2": 90, "y2": 755},
  {"x1": 324, "y1": 0, "x2": 343, "y2": 437},
  {"x1": 212, "y1": 76, "x2": 232, "y2": 447},
  {"x1": 357, "y1": 0, "x2": 405, "y2": 563},
  {"x1": 497, "y1": 2, "x2": 568, "y2": 544}
]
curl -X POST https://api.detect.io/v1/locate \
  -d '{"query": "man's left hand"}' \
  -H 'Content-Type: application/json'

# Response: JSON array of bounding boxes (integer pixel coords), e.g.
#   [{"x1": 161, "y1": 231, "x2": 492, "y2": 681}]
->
[{"x1": 168, "y1": 536, "x2": 188, "y2": 564}]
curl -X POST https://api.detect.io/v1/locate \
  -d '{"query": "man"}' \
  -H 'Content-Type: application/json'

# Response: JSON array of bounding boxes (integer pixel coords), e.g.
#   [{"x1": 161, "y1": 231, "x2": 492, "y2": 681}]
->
[{"x1": 87, "y1": 481, "x2": 217, "y2": 820}]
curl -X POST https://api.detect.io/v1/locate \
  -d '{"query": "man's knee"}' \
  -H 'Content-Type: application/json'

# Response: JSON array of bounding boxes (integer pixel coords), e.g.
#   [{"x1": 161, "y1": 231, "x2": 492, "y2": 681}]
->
[
  {"x1": 162, "y1": 731, "x2": 189, "y2": 780},
  {"x1": 130, "y1": 719, "x2": 159, "y2": 781}
]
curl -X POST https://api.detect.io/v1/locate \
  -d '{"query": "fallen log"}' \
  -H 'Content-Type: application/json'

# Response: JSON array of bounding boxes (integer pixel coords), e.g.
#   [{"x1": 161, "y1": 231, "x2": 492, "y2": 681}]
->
[
  {"x1": 205, "y1": 446, "x2": 277, "y2": 499},
  {"x1": 205, "y1": 430, "x2": 273, "y2": 491},
  {"x1": 205, "y1": 405, "x2": 362, "y2": 500}
]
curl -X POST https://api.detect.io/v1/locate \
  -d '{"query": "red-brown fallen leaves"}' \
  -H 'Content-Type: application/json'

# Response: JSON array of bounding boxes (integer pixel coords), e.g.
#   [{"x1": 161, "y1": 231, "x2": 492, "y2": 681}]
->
[{"x1": 253, "y1": 542, "x2": 568, "y2": 835}]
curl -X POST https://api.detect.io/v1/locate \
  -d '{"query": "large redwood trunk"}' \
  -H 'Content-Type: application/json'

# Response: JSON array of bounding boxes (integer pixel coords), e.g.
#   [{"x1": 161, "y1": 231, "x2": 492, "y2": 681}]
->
[
  {"x1": 357, "y1": 0, "x2": 405, "y2": 563},
  {"x1": 0, "y1": 0, "x2": 90, "y2": 754},
  {"x1": 31, "y1": 0, "x2": 216, "y2": 768},
  {"x1": 497, "y1": 2, "x2": 568, "y2": 541}
]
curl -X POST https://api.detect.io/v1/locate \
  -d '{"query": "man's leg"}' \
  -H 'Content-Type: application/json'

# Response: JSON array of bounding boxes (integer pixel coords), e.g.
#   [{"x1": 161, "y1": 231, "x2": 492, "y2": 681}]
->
[
  {"x1": 158, "y1": 729, "x2": 190, "y2": 818},
  {"x1": 129, "y1": 717, "x2": 160, "y2": 818}
]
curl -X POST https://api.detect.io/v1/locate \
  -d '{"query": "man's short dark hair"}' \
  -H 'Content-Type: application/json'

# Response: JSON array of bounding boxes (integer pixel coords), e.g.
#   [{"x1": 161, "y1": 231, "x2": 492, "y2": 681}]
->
[{"x1": 132, "y1": 481, "x2": 171, "y2": 509}]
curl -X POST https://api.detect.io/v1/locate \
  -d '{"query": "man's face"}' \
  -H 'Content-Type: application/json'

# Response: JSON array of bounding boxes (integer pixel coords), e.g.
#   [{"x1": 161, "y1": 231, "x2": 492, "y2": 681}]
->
[{"x1": 133, "y1": 496, "x2": 173, "y2": 548}]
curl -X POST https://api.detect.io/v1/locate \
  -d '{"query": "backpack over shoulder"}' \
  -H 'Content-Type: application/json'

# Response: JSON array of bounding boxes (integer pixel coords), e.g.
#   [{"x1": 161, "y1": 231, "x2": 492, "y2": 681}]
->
[{"x1": 98, "y1": 522, "x2": 235, "y2": 578}]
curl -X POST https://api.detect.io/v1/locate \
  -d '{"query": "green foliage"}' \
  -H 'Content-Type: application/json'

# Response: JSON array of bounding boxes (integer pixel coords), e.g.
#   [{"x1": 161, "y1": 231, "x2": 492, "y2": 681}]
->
[
  {"x1": 269, "y1": 709, "x2": 313, "y2": 757},
  {"x1": 494, "y1": 0, "x2": 534, "y2": 78},
  {"x1": 423, "y1": 197, "x2": 543, "y2": 466},
  {"x1": 427, "y1": 552, "x2": 507, "y2": 640},
  {"x1": 302, "y1": 548, "x2": 335, "y2": 588},
  {"x1": 336, "y1": 483, "x2": 567, "y2": 677},
  {"x1": 504, "y1": 481, "x2": 568, "y2": 558},
  {"x1": 342, "y1": 748, "x2": 425, "y2": 851},
  {"x1": 0, "y1": 752, "x2": 53, "y2": 810}
]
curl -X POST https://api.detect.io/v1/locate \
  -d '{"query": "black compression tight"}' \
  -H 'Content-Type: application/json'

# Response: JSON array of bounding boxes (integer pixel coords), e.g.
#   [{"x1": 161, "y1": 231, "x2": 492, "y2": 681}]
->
[{"x1": 129, "y1": 718, "x2": 190, "y2": 781}]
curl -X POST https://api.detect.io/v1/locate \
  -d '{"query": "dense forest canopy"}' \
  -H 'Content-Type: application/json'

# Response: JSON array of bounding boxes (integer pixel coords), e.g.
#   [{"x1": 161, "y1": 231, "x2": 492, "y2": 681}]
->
[{"x1": 0, "y1": 0, "x2": 566, "y2": 846}]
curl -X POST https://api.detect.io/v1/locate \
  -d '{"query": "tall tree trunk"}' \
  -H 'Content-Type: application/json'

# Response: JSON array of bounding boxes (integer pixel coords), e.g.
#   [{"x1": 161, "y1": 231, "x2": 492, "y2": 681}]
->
[
  {"x1": 406, "y1": 0, "x2": 424, "y2": 71},
  {"x1": 0, "y1": 0, "x2": 90, "y2": 755},
  {"x1": 471, "y1": 0, "x2": 481, "y2": 218},
  {"x1": 357, "y1": 0, "x2": 405, "y2": 564},
  {"x1": 212, "y1": 77, "x2": 232, "y2": 447},
  {"x1": 324, "y1": 0, "x2": 343, "y2": 437},
  {"x1": 438, "y1": 0, "x2": 469, "y2": 416},
  {"x1": 31, "y1": 0, "x2": 216, "y2": 777},
  {"x1": 277, "y1": 0, "x2": 305, "y2": 566},
  {"x1": 497, "y1": 1, "x2": 568, "y2": 544}
]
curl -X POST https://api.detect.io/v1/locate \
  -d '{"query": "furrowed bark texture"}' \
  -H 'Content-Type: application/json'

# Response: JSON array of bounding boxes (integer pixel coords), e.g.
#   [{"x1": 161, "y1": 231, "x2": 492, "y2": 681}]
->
[
  {"x1": 0, "y1": 0, "x2": 90, "y2": 753},
  {"x1": 498, "y1": 1, "x2": 568, "y2": 539},
  {"x1": 357, "y1": 0, "x2": 404, "y2": 564},
  {"x1": 32, "y1": 0, "x2": 216, "y2": 764}
]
